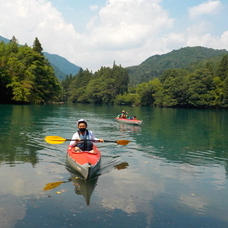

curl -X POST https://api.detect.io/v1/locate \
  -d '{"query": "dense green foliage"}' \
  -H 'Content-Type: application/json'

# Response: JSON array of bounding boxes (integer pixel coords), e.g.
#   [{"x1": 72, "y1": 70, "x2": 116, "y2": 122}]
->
[
  {"x1": 0, "y1": 37, "x2": 61, "y2": 104},
  {"x1": 0, "y1": 35, "x2": 80, "y2": 81},
  {"x1": 115, "y1": 55, "x2": 228, "y2": 108},
  {"x1": 127, "y1": 46, "x2": 228, "y2": 87},
  {"x1": 2, "y1": 37, "x2": 228, "y2": 110},
  {"x1": 62, "y1": 63, "x2": 129, "y2": 104}
]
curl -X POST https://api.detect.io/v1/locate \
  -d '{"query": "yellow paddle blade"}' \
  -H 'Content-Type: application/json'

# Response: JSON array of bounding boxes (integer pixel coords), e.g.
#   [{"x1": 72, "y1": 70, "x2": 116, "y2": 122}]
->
[
  {"x1": 43, "y1": 181, "x2": 64, "y2": 191},
  {"x1": 44, "y1": 136, "x2": 67, "y2": 144},
  {"x1": 116, "y1": 140, "x2": 130, "y2": 146}
]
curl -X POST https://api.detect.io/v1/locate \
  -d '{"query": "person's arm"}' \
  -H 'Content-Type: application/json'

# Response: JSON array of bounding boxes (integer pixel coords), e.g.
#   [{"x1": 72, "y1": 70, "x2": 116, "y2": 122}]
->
[
  {"x1": 89, "y1": 131, "x2": 104, "y2": 142},
  {"x1": 89, "y1": 131, "x2": 97, "y2": 140},
  {"x1": 69, "y1": 132, "x2": 79, "y2": 146}
]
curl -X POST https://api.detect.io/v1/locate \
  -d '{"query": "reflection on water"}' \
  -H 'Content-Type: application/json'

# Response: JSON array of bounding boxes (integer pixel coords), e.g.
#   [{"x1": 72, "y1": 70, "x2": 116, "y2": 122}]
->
[
  {"x1": 68, "y1": 169, "x2": 99, "y2": 206},
  {"x1": 43, "y1": 158, "x2": 130, "y2": 206},
  {"x1": 66, "y1": 158, "x2": 129, "y2": 205},
  {"x1": 118, "y1": 124, "x2": 142, "y2": 133},
  {"x1": 114, "y1": 162, "x2": 129, "y2": 170},
  {"x1": 1, "y1": 104, "x2": 228, "y2": 227}
]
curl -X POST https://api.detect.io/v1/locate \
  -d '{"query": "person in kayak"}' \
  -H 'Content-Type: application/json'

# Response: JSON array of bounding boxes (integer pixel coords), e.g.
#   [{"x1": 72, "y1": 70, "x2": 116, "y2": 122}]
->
[
  {"x1": 69, "y1": 119, "x2": 104, "y2": 153},
  {"x1": 129, "y1": 116, "x2": 137, "y2": 120},
  {"x1": 117, "y1": 110, "x2": 128, "y2": 118}
]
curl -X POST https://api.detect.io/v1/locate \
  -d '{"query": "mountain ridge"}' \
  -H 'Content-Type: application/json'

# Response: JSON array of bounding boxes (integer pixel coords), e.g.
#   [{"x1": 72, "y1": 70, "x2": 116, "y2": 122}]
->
[
  {"x1": 1, "y1": 35, "x2": 228, "y2": 86},
  {"x1": 127, "y1": 46, "x2": 228, "y2": 86},
  {"x1": 0, "y1": 35, "x2": 81, "y2": 80}
]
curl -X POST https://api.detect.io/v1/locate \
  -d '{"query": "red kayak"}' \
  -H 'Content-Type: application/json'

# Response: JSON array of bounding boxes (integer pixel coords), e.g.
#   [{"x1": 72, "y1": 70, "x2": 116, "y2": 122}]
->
[
  {"x1": 116, "y1": 117, "x2": 143, "y2": 125},
  {"x1": 66, "y1": 144, "x2": 101, "y2": 180}
]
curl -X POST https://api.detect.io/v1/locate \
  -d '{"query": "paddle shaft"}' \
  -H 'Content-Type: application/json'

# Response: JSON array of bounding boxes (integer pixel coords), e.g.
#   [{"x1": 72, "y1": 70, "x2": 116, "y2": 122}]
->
[
  {"x1": 51, "y1": 139, "x2": 117, "y2": 143},
  {"x1": 44, "y1": 136, "x2": 130, "y2": 145}
]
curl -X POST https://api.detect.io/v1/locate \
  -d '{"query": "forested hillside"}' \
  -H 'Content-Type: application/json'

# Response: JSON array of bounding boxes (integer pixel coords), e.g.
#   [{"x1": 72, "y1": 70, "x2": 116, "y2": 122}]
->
[
  {"x1": 115, "y1": 54, "x2": 228, "y2": 109},
  {"x1": 0, "y1": 36, "x2": 61, "y2": 104},
  {"x1": 61, "y1": 48, "x2": 228, "y2": 109},
  {"x1": 43, "y1": 52, "x2": 80, "y2": 80},
  {"x1": 62, "y1": 63, "x2": 129, "y2": 104},
  {"x1": 0, "y1": 35, "x2": 9, "y2": 44},
  {"x1": 0, "y1": 35, "x2": 80, "y2": 81},
  {"x1": 127, "y1": 46, "x2": 228, "y2": 87},
  {"x1": 1, "y1": 35, "x2": 228, "y2": 109}
]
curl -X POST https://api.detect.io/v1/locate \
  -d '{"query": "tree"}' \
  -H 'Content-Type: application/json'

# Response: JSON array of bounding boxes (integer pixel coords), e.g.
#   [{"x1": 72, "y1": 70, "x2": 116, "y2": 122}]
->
[
  {"x1": 159, "y1": 69, "x2": 189, "y2": 107},
  {"x1": 186, "y1": 68, "x2": 215, "y2": 107},
  {"x1": 114, "y1": 92, "x2": 136, "y2": 105},
  {"x1": 66, "y1": 65, "x2": 129, "y2": 104},
  {"x1": 33, "y1": 37, "x2": 43, "y2": 54},
  {"x1": 0, "y1": 40, "x2": 61, "y2": 104},
  {"x1": 222, "y1": 76, "x2": 228, "y2": 107},
  {"x1": 68, "y1": 68, "x2": 92, "y2": 102},
  {"x1": 210, "y1": 76, "x2": 224, "y2": 108},
  {"x1": 135, "y1": 81, "x2": 155, "y2": 106},
  {"x1": 61, "y1": 74, "x2": 73, "y2": 101},
  {"x1": 9, "y1": 35, "x2": 18, "y2": 54},
  {"x1": 216, "y1": 55, "x2": 228, "y2": 80}
]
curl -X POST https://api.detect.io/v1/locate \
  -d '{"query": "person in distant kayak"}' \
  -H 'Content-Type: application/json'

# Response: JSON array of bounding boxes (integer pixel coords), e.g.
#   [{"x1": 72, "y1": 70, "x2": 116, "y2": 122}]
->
[
  {"x1": 129, "y1": 116, "x2": 137, "y2": 120},
  {"x1": 69, "y1": 119, "x2": 104, "y2": 152},
  {"x1": 117, "y1": 110, "x2": 128, "y2": 119}
]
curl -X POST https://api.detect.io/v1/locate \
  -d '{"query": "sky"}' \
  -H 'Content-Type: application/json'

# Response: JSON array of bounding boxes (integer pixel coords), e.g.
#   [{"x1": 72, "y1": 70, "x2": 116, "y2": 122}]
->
[{"x1": 0, "y1": 0, "x2": 227, "y2": 72}]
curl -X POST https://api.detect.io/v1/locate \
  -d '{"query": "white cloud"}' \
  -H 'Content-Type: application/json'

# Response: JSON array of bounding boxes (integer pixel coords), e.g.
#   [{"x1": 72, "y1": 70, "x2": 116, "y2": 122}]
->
[
  {"x1": 189, "y1": 0, "x2": 222, "y2": 19},
  {"x1": 90, "y1": 5, "x2": 99, "y2": 11},
  {"x1": 220, "y1": 31, "x2": 228, "y2": 46},
  {"x1": 98, "y1": 158, "x2": 165, "y2": 226},
  {"x1": 83, "y1": 0, "x2": 174, "y2": 68},
  {"x1": 0, "y1": 0, "x2": 85, "y2": 62},
  {"x1": 0, "y1": 0, "x2": 227, "y2": 72},
  {"x1": 88, "y1": 0, "x2": 173, "y2": 49},
  {"x1": 160, "y1": 23, "x2": 227, "y2": 52}
]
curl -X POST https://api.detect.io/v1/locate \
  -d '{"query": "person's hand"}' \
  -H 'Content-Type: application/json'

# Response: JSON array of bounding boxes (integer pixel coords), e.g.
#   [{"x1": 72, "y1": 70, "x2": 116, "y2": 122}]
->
[
  {"x1": 99, "y1": 139, "x2": 104, "y2": 143},
  {"x1": 75, "y1": 138, "x2": 81, "y2": 142}
]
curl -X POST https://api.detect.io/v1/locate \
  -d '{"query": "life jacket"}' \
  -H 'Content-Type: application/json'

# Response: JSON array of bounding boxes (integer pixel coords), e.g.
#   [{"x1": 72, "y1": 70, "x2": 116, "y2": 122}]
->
[
  {"x1": 77, "y1": 130, "x2": 93, "y2": 151},
  {"x1": 121, "y1": 114, "x2": 127, "y2": 118}
]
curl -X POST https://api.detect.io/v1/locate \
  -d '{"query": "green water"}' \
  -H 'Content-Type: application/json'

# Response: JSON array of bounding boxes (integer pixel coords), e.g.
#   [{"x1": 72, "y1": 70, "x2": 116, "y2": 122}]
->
[{"x1": 0, "y1": 104, "x2": 228, "y2": 228}]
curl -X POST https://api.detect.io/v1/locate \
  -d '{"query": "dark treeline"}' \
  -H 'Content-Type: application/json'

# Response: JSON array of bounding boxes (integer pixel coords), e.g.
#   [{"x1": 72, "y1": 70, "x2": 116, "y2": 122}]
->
[
  {"x1": 64, "y1": 53, "x2": 228, "y2": 109},
  {"x1": 0, "y1": 36, "x2": 61, "y2": 104},
  {"x1": 115, "y1": 55, "x2": 228, "y2": 108},
  {"x1": 1, "y1": 36, "x2": 228, "y2": 109},
  {"x1": 62, "y1": 62, "x2": 129, "y2": 104}
]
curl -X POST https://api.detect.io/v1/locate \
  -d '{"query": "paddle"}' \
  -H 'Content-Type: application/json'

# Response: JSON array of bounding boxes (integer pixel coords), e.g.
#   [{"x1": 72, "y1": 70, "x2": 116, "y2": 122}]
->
[{"x1": 44, "y1": 135, "x2": 130, "y2": 146}]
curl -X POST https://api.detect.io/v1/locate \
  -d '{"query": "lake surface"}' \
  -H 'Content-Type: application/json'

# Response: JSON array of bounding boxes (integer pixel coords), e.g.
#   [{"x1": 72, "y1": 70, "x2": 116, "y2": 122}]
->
[{"x1": 0, "y1": 104, "x2": 228, "y2": 228}]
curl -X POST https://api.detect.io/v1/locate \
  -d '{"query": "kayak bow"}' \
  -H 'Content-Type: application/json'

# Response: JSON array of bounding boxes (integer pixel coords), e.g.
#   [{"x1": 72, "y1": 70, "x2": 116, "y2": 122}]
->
[{"x1": 66, "y1": 144, "x2": 101, "y2": 180}]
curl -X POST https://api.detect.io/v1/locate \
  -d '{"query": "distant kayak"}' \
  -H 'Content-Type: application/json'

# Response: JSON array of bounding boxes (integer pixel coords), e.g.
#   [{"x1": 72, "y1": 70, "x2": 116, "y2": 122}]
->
[
  {"x1": 66, "y1": 143, "x2": 101, "y2": 180},
  {"x1": 115, "y1": 117, "x2": 143, "y2": 125}
]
